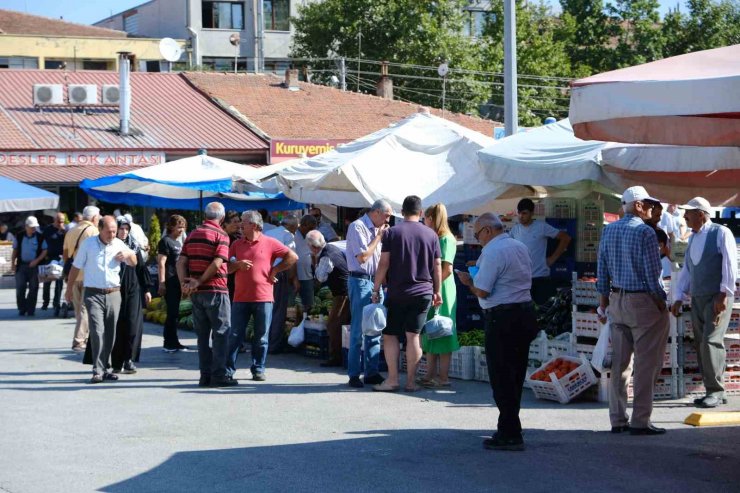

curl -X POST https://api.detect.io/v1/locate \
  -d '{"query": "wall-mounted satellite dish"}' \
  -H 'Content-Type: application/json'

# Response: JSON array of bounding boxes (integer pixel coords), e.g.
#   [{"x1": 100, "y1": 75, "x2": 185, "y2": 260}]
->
[
  {"x1": 159, "y1": 37, "x2": 182, "y2": 62},
  {"x1": 229, "y1": 34, "x2": 241, "y2": 46}
]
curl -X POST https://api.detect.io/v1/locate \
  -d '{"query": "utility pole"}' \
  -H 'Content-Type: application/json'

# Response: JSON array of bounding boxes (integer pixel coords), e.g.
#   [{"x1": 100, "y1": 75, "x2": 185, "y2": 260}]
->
[
  {"x1": 356, "y1": 27, "x2": 362, "y2": 92},
  {"x1": 340, "y1": 57, "x2": 347, "y2": 91},
  {"x1": 504, "y1": 0, "x2": 518, "y2": 136}
]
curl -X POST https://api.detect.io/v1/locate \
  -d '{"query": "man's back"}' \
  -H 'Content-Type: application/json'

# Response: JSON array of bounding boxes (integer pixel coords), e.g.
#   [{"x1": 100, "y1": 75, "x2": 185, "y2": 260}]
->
[
  {"x1": 182, "y1": 221, "x2": 229, "y2": 295},
  {"x1": 382, "y1": 220, "x2": 440, "y2": 300}
]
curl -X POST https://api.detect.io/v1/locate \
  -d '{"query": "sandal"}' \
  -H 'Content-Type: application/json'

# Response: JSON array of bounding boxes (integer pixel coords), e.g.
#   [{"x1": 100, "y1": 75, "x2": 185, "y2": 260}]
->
[
  {"x1": 416, "y1": 376, "x2": 436, "y2": 386},
  {"x1": 372, "y1": 382, "x2": 400, "y2": 392},
  {"x1": 89, "y1": 375, "x2": 103, "y2": 384},
  {"x1": 102, "y1": 373, "x2": 119, "y2": 381}
]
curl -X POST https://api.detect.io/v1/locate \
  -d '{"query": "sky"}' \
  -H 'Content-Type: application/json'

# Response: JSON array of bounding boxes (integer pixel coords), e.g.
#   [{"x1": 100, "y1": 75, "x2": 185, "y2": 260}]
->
[{"x1": 3, "y1": 0, "x2": 689, "y2": 25}]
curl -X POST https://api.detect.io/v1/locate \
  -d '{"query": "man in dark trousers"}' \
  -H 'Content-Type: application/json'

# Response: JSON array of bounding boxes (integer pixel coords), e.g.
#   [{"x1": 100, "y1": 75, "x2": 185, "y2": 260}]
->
[
  {"x1": 42, "y1": 212, "x2": 66, "y2": 316},
  {"x1": 457, "y1": 212, "x2": 538, "y2": 451},
  {"x1": 11, "y1": 216, "x2": 47, "y2": 317}
]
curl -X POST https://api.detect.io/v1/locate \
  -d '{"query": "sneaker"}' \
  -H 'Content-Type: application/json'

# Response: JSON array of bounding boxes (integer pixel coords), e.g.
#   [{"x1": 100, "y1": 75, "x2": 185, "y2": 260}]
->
[
  {"x1": 210, "y1": 377, "x2": 239, "y2": 388},
  {"x1": 348, "y1": 376, "x2": 364, "y2": 388},
  {"x1": 162, "y1": 346, "x2": 178, "y2": 353},
  {"x1": 483, "y1": 433, "x2": 525, "y2": 452},
  {"x1": 123, "y1": 361, "x2": 137, "y2": 374},
  {"x1": 363, "y1": 374, "x2": 385, "y2": 386},
  {"x1": 252, "y1": 373, "x2": 266, "y2": 382},
  {"x1": 175, "y1": 343, "x2": 192, "y2": 352}
]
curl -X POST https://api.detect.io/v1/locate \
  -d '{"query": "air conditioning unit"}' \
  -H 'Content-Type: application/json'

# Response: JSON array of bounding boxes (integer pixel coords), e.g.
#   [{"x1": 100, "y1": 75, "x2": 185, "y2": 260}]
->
[
  {"x1": 102, "y1": 84, "x2": 120, "y2": 104},
  {"x1": 68, "y1": 84, "x2": 98, "y2": 105},
  {"x1": 33, "y1": 84, "x2": 63, "y2": 105}
]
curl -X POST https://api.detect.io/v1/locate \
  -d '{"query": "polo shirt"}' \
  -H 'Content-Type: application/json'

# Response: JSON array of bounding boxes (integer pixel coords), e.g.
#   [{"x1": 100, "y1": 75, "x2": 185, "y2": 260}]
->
[
  {"x1": 229, "y1": 234, "x2": 290, "y2": 302},
  {"x1": 509, "y1": 219, "x2": 561, "y2": 278},
  {"x1": 181, "y1": 220, "x2": 230, "y2": 294}
]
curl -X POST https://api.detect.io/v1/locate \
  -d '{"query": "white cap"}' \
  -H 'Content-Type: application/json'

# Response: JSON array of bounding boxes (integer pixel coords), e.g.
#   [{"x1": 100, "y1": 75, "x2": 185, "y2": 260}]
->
[
  {"x1": 621, "y1": 186, "x2": 659, "y2": 205},
  {"x1": 25, "y1": 216, "x2": 39, "y2": 228},
  {"x1": 679, "y1": 197, "x2": 712, "y2": 214}
]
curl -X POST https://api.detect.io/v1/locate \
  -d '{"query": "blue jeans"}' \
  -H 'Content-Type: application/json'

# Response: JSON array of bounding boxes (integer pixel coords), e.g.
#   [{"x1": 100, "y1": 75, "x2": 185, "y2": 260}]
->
[
  {"x1": 228, "y1": 301, "x2": 273, "y2": 376},
  {"x1": 347, "y1": 276, "x2": 382, "y2": 378},
  {"x1": 191, "y1": 292, "x2": 231, "y2": 379}
]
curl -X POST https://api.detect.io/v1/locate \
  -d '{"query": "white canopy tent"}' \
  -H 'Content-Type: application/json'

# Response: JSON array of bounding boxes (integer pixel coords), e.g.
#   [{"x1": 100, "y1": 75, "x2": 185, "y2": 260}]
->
[{"x1": 267, "y1": 110, "x2": 532, "y2": 216}]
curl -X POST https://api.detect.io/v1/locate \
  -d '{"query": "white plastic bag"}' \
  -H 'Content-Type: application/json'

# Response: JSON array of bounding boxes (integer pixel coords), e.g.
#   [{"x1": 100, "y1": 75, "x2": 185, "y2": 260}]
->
[
  {"x1": 288, "y1": 316, "x2": 306, "y2": 347},
  {"x1": 591, "y1": 321, "x2": 612, "y2": 373},
  {"x1": 423, "y1": 311, "x2": 454, "y2": 339},
  {"x1": 362, "y1": 303, "x2": 387, "y2": 337}
]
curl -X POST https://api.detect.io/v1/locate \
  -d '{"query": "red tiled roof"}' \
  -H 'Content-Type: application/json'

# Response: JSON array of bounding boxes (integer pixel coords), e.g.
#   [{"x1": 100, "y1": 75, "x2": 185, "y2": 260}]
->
[
  {"x1": 0, "y1": 165, "x2": 149, "y2": 184},
  {"x1": 184, "y1": 72, "x2": 500, "y2": 139},
  {"x1": 0, "y1": 9, "x2": 128, "y2": 37},
  {"x1": 0, "y1": 71, "x2": 268, "y2": 152}
]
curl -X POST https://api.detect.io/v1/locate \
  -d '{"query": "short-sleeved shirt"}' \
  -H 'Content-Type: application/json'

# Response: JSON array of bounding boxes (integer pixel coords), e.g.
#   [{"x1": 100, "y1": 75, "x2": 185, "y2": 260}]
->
[
  {"x1": 229, "y1": 235, "x2": 290, "y2": 302},
  {"x1": 157, "y1": 236, "x2": 182, "y2": 280},
  {"x1": 474, "y1": 233, "x2": 532, "y2": 309},
  {"x1": 265, "y1": 226, "x2": 295, "y2": 266},
  {"x1": 63, "y1": 220, "x2": 98, "y2": 279},
  {"x1": 42, "y1": 225, "x2": 65, "y2": 260},
  {"x1": 346, "y1": 214, "x2": 381, "y2": 275},
  {"x1": 294, "y1": 230, "x2": 313, "y2": 281},
  {"x1": 14, "y1": 233, "x2": 47, "y2": 263},
  {"x1": 381, "y1": 220, "x2": 441, "y2": 301},
  {"x1": 72, "y1": 236, "x2": 132, "y2": 289},
  {"x1": 181, "y1": 220, "x2": 229, "y2": 294},
  {"x1": 509, "y1": 219, "x2": 561, "y2": 278}
]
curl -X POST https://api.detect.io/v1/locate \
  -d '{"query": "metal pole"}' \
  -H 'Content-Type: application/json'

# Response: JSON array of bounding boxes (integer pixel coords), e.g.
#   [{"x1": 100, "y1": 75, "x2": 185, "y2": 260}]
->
[
  {"x1": 234, "y1": 43, "x2": 238, "y2": 74},
  {"x1": 504, "y1": 0, "x2": 518, "y2": 136},
  {"x1": 441, "y1": 76, "x2": 446, "y2": 117},
  {"x1": 118, "y1": 52, "x2": 131, "y2": 136},
  {"x1": 340, "y1": 57, "x2": 347, "y2": 91},
  {"x1": 356, "y1": 28, "x2": 362, "y2": 92}
]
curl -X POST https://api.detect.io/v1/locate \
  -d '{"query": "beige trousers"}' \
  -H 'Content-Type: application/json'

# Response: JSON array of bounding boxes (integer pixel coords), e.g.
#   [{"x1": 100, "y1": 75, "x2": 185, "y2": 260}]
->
[
  {"x1": 608, "y1": 292, "x2": 670, "y2": 428},
  {"x1": 71, "y1": 281, "x2": 89, "y2": 348}
]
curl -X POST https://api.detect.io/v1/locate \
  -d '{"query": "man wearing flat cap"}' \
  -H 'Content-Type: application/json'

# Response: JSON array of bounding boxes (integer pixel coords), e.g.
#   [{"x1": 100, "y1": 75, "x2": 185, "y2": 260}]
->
[
  {"x1": 671, "y1": 197, "x2": 737, "y2": 408},
  {"x1": 597, "y1": 186, "x2": 670, "y2": 436}
]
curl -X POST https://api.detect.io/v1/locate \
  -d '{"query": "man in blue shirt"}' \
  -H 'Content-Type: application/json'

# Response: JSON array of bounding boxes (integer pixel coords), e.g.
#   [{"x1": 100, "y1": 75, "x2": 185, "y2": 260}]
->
[
  {"x1": 11, "y1": 216, "x2": 48, "y2": 317},
  {"x1": 597, "y1": 186, "x2": 669, "y2": 436},
  {"x1": 457, "y1": 212, "x2": 537, "y2": 451}
]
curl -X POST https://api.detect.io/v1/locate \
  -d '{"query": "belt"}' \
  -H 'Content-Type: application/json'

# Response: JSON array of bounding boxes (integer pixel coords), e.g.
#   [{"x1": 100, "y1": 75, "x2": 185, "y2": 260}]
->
[
  {"x1": 483, "y1": 301, "x2": 533, "y2": 314},
  {"x1": 610, "y1": 287, "x2": 647, "y2": 294},
  {"x1": 85, "y1": 286, "x2": 121, "y2": 294},
  {"x1": 349, "y1": 272, "x2": 372, "y2": 280}
]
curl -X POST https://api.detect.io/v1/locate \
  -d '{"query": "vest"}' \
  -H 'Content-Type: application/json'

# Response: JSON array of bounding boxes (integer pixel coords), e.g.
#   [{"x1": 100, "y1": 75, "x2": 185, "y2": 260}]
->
[
  {"x1": 320, "y1": 244, "x2": 349, "y2": 296},
  {"x1": 686, "y1": 223, "x2": 723, "y2": 297}
]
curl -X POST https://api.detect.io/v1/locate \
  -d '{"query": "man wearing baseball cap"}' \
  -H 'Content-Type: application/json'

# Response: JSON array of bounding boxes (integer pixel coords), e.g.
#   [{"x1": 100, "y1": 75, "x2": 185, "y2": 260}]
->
[
  {"x1": 11, "y1": 216, "x2": 48, "y2": 317},
  {"x1": 597, "y1": 186, "x2": 670, "y2": 435},
  {"x1": 670, "y1": 197, "x2": 737, "y2": 408}
]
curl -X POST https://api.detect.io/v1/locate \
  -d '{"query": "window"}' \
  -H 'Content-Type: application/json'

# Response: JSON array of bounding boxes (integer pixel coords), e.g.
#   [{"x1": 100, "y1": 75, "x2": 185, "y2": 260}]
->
[
  {"x1": 0, "y1": 57, "x2": 39, "y2": 69},
  {"x1": 82, "y1": 60, "x2": 109, "y2": 70},
  {"x1": 202, "y1": 2, "x2": 244, "y2": 29},
  {"x1": 263, "y1": 0, "x2": 290, "y2": 31},
  {"x1": 123, "y1": 12, "x2": 139, "y2": 35},
  {"x1": 44, "y1": 60, "x2": 66, "y2": 70}
]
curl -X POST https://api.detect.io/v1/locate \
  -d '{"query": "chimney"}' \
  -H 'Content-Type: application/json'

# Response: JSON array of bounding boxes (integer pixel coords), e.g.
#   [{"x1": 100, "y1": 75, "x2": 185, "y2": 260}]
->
[
  {"x1": 376, "y1": 61, "x2": 393, "y2": 100},
  {"x1": 117, "y1": 51, "x2": 132, "y2": 136},
  {"x1": 284, "y1": 69, "x2": 299, "y2": 90}
]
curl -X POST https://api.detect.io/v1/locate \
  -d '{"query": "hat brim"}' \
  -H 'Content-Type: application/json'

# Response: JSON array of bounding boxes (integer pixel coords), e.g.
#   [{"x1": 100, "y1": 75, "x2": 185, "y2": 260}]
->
[{"x1": 679, "y1": 204, "x2": 710, "y2": 213}]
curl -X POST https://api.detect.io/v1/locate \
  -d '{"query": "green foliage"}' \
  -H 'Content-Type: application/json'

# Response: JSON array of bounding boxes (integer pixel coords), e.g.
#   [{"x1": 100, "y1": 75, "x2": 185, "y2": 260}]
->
[
  {"x1": 661, "y1": 0, "x2": 740, "y2": 57},
  {"x1": 148, "y1": 214, "x2": 161, "y2": 260}
]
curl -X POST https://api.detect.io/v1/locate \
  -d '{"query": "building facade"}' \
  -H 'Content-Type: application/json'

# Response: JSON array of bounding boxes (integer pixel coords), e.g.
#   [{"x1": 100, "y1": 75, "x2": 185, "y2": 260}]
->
[{"x1": 94, "y1": 0, "x2": 319, "y2": 73}]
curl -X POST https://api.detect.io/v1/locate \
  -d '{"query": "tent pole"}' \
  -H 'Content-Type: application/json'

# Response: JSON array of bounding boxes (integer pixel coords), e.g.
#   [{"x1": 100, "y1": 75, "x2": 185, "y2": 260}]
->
[{"x1": 199, "y1": 191, "x2": 203, "y2": 223}]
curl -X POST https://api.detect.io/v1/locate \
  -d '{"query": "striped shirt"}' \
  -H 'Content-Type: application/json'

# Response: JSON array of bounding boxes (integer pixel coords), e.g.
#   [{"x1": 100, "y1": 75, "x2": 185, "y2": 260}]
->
[
  {"x1": 597, "y1": 214, "x2": 665, "y2": 300},
  {"x1": 181, "y1": 219, "x2": 230, "y2": 294}
]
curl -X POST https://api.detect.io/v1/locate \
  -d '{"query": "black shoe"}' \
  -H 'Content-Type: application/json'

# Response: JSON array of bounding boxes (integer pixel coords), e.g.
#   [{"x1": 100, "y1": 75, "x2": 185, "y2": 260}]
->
[
  {"x1": 348, "y1": 376, "x2": 364, "y2": 388},
  {"x1": 18, "y1": 311, "x2": 25, "y2": 317},
  {"x1": 53, "y1": 307, "x2": 60, "y2": 317},
  {"x1": 320, "y1": 360, "x2": 343, "y2": 368},
  {"x1": 363, "y1": 374, "x2": 385, "y2": 385},
  {"x1": 198, "y1": 375, "x2": 211, "y2": 387},
  {"x1": 123, "y1": 361, "x2": 137, "y2": 374},
  {"x1": 102, "y1": 372, "x2": 119, "y2": 382},
  {"x1": 629, "y1": 425, "x2": 666, "y2": 436},
  {"x1": 111, "y1": 367, "x2": 122, "y2": 374},
  {"x1": 163, "y1": 346, "x2": 179, "y2": 353},
  {"x1": 483, "y1": 433, "x2": 525, "y2": 451},
  {"x1": 210, "y1": 378, "x2": 239, "y2": 388},
  {"x1": 26, "y1": 312, "x2": 35, "y2": 317},
  {"x1": 60, "y1": 304, "x2": 69, "y2": 318},
  {"x1": 175, "y1": 343, "x2": 192, "y2": 352},
  {"x1": 611, "y1": 425, "x2": 630, "y2": 434},
  {"x1": 252, "y1": 373, "x2": 266, "y2": 381},
  {"x1": 41, "y1": 304, "x2": 48, "y2": 311},
  {"x1": 696, "y1": 396, "x2": 725, "y2": 408}
]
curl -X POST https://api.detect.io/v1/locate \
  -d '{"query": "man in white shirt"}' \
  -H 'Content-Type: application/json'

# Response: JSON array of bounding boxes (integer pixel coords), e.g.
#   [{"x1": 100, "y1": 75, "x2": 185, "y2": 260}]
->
[
  {"x1": 265, "y1": 214, "x2": 299, "y2": 353},
  {"x1": 509, "y1": 199, "x2": 571, "y2": 305},
  {"x1": 457, "y1": 212, "x2": 537, "y2": 451},
  {"x1": 670, "y1": 197, "x2": 737, "y2": 408},
  {"x1": 66, "y1": 216, "x2": 137, "y2": 384},
  {"x1": 294, "y1": 214, "x2": 318, "y2": 313},
  {"x1": 310, "y1": 207, "x2": 339, "y2": 242}
]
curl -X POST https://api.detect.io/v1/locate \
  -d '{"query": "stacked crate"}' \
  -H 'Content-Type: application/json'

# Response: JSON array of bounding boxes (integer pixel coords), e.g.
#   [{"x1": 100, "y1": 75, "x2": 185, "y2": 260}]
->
[{"x1": 576, "y1": 199, "x2": 604, "y2": 264}]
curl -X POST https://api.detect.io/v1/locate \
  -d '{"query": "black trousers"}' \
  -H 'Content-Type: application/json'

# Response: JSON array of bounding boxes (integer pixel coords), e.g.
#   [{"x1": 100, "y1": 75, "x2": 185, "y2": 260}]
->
[
  {"x1": 484, "y1": 304, "x2": 539, "y2": 439},
  {"x1": 15, "y1": 264, "x2": 39, "y2": 315},
  {"x1": 163, "y1": 276, "x2": 182, "y2": 347},
  {"x1": 42, "y1": 279, "x2": 64, "y2": 309},
  {"x1": 530, "y1": 276, "x2": 554, "y2": 306}
]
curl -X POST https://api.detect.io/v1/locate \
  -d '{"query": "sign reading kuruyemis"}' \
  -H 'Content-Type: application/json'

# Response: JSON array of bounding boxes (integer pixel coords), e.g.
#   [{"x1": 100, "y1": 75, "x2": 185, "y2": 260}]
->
[
  {"x1": 0, "y1": 151, "x2": 165, "y2": 166},
  {"x1": 270, "y1": 139, "x2": 350, "y2": 160}
]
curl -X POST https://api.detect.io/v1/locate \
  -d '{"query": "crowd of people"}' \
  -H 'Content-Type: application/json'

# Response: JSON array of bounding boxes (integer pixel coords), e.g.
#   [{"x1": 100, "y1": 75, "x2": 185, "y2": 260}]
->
[{"x1": 4, "y1": 187, "x2": 737, "y2": 451}]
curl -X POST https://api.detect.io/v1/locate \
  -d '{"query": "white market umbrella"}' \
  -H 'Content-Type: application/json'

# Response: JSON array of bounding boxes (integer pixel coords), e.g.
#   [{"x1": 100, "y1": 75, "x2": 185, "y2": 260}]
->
[
  {"x1": 0, "y1": 176, "x2": 59, "y2": 212},
  {"x1": 569, "y1": 44, "x2": 740, "y2": 146}
]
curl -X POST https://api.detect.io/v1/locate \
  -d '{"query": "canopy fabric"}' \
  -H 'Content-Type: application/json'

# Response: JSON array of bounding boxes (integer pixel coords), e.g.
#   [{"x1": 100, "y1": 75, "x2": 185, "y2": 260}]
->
[
  {"x1": 569, "y1": 44, "x2": 740, "y2": 146},
  {"x1": 0, "y1": 176, "x2": 59, "y2": 212},
  {"x1": 274, "y1": 111, "x2": 515, "y2": 215},
  {"x1": 477, "y1": 119, "x2": 740, "y2": 205},
  {"x1": 80, "y1": 154, "x2": 302, "y2": 211}
]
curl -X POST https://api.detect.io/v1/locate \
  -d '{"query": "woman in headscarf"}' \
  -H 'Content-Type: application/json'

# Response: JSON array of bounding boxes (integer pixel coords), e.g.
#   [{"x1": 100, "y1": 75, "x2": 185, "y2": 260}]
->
[{"x1": 110, "y1": 216, "x2": 151, "y2": 373}]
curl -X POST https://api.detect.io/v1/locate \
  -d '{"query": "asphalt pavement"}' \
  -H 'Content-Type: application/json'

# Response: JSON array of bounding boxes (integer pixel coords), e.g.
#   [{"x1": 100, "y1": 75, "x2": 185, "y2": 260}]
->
[{"x1": 0, "y1": 287, "x2": 738, "y2": 493}]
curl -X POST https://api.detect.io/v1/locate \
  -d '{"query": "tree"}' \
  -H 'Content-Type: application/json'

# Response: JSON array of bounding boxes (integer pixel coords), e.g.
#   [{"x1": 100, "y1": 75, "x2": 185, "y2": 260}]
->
[
  {"x1": 555, "y1": 0, "x2": 617, "y2": 75},
  {"x1": 608, "y1": 0, "x2": 665, "y2": 67},
  {"x1": 291, "y1": 0, "x2": 487, "y2": 114},
  {"x1": 662, "y1": 0, "x2": 740, "y2": 57}
]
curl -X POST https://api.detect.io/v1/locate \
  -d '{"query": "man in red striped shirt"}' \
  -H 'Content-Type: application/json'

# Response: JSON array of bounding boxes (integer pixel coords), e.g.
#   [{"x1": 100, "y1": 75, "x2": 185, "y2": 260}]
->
[{"x1": 177, "y1": 202, "x2": 236, "y2": 388}]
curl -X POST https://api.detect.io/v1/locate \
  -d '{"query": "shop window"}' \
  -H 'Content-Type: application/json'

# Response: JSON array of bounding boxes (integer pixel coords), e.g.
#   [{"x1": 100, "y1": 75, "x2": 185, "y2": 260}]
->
[
  {"x1": 202, "y1": 1, "x2": 244, "y2": 30},
  {"x1": 0, "y1": 57, "x2": 39, "y2": 69},
  {"x1": 263, "y1": 0, "x2": 290, "y2": 31}
]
